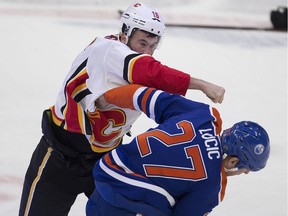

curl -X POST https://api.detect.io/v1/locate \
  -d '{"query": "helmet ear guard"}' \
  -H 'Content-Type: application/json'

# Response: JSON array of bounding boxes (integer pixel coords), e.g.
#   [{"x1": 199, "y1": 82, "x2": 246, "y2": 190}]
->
[
  {"x1": 221, "y1": 121, "x2": 270, "y2": 171},
  {"x1": 121, "y1": 23, "x2": 129, "y2": 36}
]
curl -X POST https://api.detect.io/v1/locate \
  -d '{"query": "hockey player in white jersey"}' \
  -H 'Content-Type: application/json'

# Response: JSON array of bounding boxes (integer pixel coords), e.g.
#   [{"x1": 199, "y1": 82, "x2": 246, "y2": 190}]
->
[{"x1": 19, "y1": 3, "x2": 225, "y2": 216}]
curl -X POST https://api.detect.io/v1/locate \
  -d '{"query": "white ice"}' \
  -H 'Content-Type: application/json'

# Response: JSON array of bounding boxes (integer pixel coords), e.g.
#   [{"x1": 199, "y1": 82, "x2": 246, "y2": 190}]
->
[{"x1": 0, "y1": 0, "x2": 287, "y2": 215}]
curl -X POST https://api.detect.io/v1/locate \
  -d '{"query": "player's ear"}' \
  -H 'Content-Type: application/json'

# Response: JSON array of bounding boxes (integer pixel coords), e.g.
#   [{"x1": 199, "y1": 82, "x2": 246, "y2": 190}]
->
[
  {"x1": 119, "y1": 33, "x2": 127, "y2": 44},
  {"x1": 227, "y1": 157, "x2": 239, "y2": 169}
]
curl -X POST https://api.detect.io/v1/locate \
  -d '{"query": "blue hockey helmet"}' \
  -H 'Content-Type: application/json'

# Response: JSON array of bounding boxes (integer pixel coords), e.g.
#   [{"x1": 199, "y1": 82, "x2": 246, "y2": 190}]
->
[{"x1": 221, "y1": 121, "x2": 270, "y2": 171}]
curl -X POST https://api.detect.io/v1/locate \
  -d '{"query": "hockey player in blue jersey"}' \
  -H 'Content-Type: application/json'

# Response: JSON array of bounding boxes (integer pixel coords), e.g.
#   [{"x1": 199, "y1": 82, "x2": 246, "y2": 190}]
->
[{"x1": 86, "y1": 84, "x2": 270, "y2": 216}]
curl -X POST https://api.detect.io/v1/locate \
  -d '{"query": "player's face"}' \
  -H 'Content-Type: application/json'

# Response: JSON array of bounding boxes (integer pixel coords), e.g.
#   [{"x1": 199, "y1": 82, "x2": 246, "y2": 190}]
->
[{"x1": 127, "y1": 30, "x2": 160, "y2": 55}]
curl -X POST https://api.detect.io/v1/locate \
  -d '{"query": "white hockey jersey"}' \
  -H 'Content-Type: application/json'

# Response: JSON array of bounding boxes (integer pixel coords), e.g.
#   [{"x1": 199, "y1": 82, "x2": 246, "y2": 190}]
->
[{"x1": 50, "y1": 37, "x2": 190, "y2": 153}]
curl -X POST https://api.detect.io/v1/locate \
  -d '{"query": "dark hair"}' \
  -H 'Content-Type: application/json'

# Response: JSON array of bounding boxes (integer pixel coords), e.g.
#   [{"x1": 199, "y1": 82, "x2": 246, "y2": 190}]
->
[
  {"x1": 130, "y1": 28, "x2": 159, "y2": 39},
  {"x1": 122, "y1": 23, "x2": 159, "y2": 39}
]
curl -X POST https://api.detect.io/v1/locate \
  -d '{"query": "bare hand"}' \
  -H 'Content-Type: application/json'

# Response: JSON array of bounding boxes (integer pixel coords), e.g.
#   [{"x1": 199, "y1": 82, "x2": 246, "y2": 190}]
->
[
  {"x1": 189, "y1": 77, "x2": 225, "y2": 104},
  {"x1": 95, "y1": 95, "x2": 109, "y2": 109},
  {"x1": 204, "y1": 83, "x2": 225, "y2": 104}
]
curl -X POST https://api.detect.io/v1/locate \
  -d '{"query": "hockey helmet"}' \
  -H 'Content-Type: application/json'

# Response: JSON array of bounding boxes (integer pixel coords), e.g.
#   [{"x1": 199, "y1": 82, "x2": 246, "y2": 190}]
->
[
  {"x1": 120, "y1": 3, "x2": 166, "y2": 38},
  {"x1": 221, "y1": 121, "x2": 270, "y2": 171}
]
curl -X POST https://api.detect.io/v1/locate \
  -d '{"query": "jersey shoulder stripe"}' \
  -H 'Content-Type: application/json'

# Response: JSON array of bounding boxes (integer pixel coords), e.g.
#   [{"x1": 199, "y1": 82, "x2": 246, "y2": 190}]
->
[{"x1": 123, "y1": 53, "x2": 149, "y2": 83}]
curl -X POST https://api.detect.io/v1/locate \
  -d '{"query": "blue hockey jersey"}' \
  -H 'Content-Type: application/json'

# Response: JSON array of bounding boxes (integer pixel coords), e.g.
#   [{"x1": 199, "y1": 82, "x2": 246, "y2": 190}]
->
[{"x1": 93, "y1": 84, "x2": 227, "y2": 216}]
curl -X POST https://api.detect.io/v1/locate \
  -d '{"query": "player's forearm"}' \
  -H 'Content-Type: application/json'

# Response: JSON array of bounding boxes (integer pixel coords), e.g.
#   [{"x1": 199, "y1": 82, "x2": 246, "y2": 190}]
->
[
  {"x1": 189, "y1": 77, "x2": 225, "y2": 104},
  {"x1": 103, "y1": 84, "x2": 144, "y2": 110}
]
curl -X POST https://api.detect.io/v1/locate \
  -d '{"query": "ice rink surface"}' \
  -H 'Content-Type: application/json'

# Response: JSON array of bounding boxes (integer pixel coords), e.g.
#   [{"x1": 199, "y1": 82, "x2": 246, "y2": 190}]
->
[{"x1": 0, "y1": 0, "x2": 287, "y2": 215}]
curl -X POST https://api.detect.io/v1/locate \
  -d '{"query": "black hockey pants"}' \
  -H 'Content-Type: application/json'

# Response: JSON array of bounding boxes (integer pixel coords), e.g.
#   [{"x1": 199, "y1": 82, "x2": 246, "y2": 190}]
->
[{"x1": 19, "y1": 110, "x2": 105, "y2": 216}]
